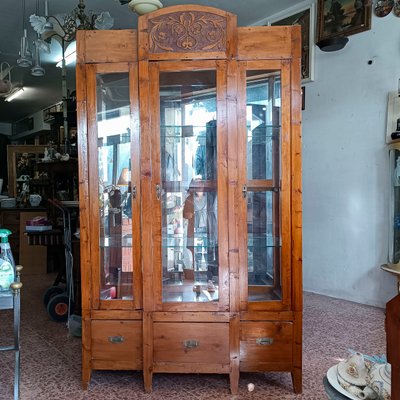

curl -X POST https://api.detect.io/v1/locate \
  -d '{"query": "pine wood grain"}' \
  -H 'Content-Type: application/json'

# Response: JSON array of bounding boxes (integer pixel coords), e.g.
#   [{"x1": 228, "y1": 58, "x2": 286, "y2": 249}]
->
[{"x1": 77, "y1": 9, "x2": 301, "y2": 393}]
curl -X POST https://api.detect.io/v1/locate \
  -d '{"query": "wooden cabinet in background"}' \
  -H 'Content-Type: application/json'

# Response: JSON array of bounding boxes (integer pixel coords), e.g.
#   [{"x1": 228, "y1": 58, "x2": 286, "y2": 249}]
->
[
  {"x1": 0, "y1": 208, "x2": 47, "y2": 274},
  {"x1": 77, "y1": 5, "x2": 302, "y2": 395},
  {"x1": 7, "y1": 145, "x2": 78, "y2": 203}
]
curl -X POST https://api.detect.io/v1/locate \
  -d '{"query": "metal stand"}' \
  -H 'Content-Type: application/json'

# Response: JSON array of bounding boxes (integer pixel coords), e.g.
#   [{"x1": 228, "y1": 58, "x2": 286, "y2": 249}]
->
[{"x1": 0, "y1": 266, "x2": 23, "y2": 400}]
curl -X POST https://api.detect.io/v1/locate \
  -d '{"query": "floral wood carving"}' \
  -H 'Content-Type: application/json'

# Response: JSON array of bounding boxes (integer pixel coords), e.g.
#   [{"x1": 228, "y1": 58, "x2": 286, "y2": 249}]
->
[{"x1": 148, "y1": 11, "x2": 227, "y2": 53}]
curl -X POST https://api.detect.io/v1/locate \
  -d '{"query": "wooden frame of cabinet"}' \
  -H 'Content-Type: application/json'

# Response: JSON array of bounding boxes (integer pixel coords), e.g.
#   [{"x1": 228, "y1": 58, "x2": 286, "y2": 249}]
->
[{"x1": 77, "y1": 5, "x2": 302, "y2": 394}]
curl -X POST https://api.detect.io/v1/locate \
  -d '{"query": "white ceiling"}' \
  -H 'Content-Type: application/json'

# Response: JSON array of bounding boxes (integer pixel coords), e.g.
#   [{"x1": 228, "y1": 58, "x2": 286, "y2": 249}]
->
[{"x1": 0, "y1": 0, "x2": 300, "y2": 124}]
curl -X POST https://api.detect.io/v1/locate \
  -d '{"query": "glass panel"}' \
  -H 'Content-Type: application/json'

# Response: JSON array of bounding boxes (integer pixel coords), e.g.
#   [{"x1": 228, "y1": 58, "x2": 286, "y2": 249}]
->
[
  {"x1": 96, "y1": 72, "x2": 133, "y2": 300},
  {"x1": 389, "y1": 148, "x2": 400, "y2": 264},
  {"x1": 246, "y1": 70, "x2": 282, "y2": 301},
  {"x1": 160, "y1": 70, "x2": 219, "y2": 303},
  {"x1": 246, "y1": 72, "x2": 281, "y2": 180}
]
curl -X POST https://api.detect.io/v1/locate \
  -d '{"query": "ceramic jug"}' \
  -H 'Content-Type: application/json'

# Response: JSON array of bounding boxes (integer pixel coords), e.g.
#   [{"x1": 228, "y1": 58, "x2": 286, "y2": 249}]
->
[{"x1": 29, "y1": 194, "x2": 42, "y2": 207}]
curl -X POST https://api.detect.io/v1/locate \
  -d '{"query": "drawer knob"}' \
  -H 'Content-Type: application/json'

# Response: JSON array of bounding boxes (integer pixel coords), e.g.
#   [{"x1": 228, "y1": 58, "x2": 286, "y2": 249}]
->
[
  {"x1": 256, "y1": 337, "x2": 273, "y2": 346},
  {"x1": 108, "y1": 335, "x2": 125, "y2": 344},
  {"x1": 183, "y1": 339, "x2": 200, "y2": 349}
]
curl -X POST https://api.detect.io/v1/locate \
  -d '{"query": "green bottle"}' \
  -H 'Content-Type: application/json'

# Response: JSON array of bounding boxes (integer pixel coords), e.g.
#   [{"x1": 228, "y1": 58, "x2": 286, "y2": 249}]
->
[{"x1": 0, "y1": 229, "x2": 15, "y2": 292}]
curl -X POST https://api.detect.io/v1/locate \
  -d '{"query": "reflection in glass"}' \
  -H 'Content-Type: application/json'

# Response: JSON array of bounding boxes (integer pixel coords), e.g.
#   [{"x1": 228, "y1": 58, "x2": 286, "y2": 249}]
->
[
  {"x1": 246, "y1": 70, "x2": 282, "y2": 301},
  {"x1": 160, "y1": 70, "x2": 219, "y2": 303},
  {"x1": 96, "y1": 73, "x2": 134, "y2": 300}
]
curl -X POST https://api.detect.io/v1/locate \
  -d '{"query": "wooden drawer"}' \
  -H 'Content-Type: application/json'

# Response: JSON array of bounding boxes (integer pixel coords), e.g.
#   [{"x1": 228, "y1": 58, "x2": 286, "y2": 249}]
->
[
  {"x1": 153, "y1": 322, "x2": 229, "y2": 365},
  {"x1": 240, "y1": 321, "x2": 293, "y2": 368},
  {"x1": 91, "y1": 320, "x2": 142, "y2": 370}
]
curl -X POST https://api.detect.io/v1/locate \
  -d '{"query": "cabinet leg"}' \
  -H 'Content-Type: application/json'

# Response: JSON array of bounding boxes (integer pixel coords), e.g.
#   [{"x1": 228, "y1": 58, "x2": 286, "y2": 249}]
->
[
  {"x1": 82, "y1": 368, "x2": 91, "y2": 390},
  {"x1": 143, "y1": 370, "x2": 153, "y2": 393},
  {"x1": 229, "y1": 368, "x2": 239, "y2": 395},
  {"x1": 291, "y1": 368, "x2": 302, "y2": 394}
]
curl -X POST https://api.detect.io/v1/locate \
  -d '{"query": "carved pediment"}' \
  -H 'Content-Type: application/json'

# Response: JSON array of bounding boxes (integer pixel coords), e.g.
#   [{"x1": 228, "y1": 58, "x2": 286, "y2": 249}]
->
[{"x1": 148, "y1": 11, "x2": 227, "y2": 53}]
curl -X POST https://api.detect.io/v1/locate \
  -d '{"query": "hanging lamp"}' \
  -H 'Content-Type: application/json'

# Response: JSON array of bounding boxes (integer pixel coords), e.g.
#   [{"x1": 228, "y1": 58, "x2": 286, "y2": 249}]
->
[
  {"x1": 17, "y1": 0, "x2": 33, "y2": 67},
  {"x1": 31, "y1": 0, "x2": 46, "y2": 76}
]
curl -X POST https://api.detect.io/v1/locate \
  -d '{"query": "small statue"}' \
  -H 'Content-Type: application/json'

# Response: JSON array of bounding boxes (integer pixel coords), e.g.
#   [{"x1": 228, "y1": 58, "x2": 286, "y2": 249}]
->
[{"x1": 43, "y1": 147, "x2": 50, "y2": 161}]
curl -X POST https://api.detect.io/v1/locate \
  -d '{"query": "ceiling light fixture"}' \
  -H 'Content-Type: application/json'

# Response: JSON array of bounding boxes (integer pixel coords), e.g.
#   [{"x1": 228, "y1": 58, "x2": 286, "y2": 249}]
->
[
  {"x1": 30, "y1": 0, "x2": 114, "y2": 43},
  {"x1": 56, "y1": 51, "x2": 76, "y2": 68},
  {"x1": 5, "y1": 87, "x2": 25, "y2": 102},
  {"x1": 30, "y1": 0, "x2": 46, "y2": 76},
  {"x1": 17, "y1": 0, "x2": 33, "y2": 67},
  {"x1": 29, "y1": 0, "x2": 114, "y2": 154},
  {"x1": 0, "y1": 62, "x2": 13, "y2": 97},
  {"x1": 119, "y1": 0, "x2": 163, "y2": 15}
]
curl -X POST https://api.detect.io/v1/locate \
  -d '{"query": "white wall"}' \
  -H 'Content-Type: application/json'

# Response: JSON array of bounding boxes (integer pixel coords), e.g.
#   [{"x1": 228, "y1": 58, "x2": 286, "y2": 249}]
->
[
  {"x1": 0, "y1": 122, "x2": 11, "y2": 135},
  {"x1": 302, "y1": 11, "x2": 399, "y2": 307}
]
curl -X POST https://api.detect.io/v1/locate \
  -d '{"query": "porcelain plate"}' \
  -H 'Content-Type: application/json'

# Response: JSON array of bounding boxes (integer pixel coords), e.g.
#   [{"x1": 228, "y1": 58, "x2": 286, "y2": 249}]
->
[{"x1": 326, "y1": 365, "x2": 359, "y2": 400}]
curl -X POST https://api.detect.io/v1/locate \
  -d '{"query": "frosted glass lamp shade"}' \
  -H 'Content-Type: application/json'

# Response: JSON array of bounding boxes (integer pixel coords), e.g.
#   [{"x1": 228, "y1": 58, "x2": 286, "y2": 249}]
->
[{"x1": 128, "y1": 0, "x2": 163, "y2": 15}]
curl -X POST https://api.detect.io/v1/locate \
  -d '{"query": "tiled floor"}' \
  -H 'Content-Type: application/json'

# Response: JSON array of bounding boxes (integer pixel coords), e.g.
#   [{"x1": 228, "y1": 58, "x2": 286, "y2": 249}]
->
[{"x1": 0, "y1": 273, "x2": 386, "y2": 399}]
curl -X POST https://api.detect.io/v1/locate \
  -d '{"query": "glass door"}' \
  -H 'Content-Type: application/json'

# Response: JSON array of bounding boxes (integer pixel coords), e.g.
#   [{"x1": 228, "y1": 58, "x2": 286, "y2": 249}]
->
[
  {"x1": 150, "y1": 61, "x2": 229, "y2": 310},
  {"x1": 239, "y1": 61, "x2": 291, "y2": 309},
  {"x1": 88, "y1": 64, "x2": 141, "y2": 310}
]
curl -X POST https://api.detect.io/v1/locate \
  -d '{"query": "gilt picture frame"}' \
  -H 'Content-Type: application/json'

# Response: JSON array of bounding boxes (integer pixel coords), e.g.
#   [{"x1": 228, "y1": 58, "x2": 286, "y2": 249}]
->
[
  {"x1": 317, "y1": 0, "x2": 372, "y2": 42},
  {"x1": 267, "y1": 2, "x2": 315, "y2": 83}
]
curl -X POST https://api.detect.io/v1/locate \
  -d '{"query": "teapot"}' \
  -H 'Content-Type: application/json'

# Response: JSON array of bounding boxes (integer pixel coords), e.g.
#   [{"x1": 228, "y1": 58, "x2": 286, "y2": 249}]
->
[
  {"x1": 336, "y1": 353, "x2": 377, "y2": 399},
  {"x1": 367, "y1": 363, "x2": 391, "y2": 400}
]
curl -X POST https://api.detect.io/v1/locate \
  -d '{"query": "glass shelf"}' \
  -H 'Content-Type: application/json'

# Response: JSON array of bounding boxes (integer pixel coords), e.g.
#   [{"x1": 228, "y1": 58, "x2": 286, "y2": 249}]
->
[
  {"x1": 160, "y1": 125, "x2": 209, "y2": 139},
  {"x1": 162, "y1": 233, "x2": 216, "y2": 248},
  {"x1": 162, "y1": 283, "x2": 219, "y2": 303},
  {"x1": 100, "y1": 235, "x2": 132, "y2": 248}
]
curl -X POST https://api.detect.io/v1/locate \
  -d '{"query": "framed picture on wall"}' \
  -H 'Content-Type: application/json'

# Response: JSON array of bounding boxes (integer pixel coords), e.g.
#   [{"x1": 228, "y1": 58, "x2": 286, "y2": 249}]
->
[
  {"x1": 317, "y1": 0, "x2": 372, "y2": 42},
  {"x1": 268, "y1": 3, "x2": 315, "y2": 83}
]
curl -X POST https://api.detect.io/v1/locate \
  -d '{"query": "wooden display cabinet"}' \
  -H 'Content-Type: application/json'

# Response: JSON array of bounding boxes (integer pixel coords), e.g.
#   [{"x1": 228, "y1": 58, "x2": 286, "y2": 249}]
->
[{"x1": 76, "y1": 5, "x2": 302, "y2": 394}]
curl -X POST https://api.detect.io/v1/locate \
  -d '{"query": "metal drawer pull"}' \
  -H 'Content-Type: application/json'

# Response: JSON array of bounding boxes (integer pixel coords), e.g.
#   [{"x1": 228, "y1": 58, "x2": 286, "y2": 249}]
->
[
  {"x1": 108, "y1": 336, "x2": 125, "y2": 344},
  {"x1": 183, "y1": 339, "x2": 200, "y2": 349},
  {"x1": 256, "y1": 337, "x2": 273, "y2": 346}
]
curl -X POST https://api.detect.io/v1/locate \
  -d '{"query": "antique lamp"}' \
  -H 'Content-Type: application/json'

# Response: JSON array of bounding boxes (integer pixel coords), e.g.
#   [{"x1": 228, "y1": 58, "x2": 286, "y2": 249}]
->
[{"x1": 117, "y1": 168, "x2": 132, "y2": 218}]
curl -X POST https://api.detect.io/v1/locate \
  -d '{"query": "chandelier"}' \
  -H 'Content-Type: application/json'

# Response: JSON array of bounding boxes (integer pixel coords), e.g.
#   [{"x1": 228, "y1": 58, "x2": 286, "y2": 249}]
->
[
  {"x1": 28, "y1": 0, "x2": 114, "y2": 76},
  {"x1": 27, "y1": 0, "x2": 114, "y2": 153},
  {"x1": 30, "y1": 0, "x2": 114, "y2": 43}
]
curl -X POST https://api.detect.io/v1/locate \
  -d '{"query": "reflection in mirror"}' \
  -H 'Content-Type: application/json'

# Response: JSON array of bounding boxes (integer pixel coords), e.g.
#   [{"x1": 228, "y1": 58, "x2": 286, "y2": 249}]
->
[
  {"x1": 159, "y1": 69, "x2": 219, "y2": 303},
  {"x1": 96, "y1": 73, "x2": 134, "y2": 301},
  {"x1": 246, "y1": 70, "x2": 282, "y2": 301}
]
